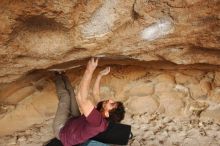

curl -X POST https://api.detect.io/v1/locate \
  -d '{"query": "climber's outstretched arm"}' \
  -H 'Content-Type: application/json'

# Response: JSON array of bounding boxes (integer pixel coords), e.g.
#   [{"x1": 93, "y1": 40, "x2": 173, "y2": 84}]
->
[
  {"x1": 76, "y1": 58, "x2": 98, "y2": 117},
  {"x1": 92, "y1": 67, "x2": 110, "y2": 104}
]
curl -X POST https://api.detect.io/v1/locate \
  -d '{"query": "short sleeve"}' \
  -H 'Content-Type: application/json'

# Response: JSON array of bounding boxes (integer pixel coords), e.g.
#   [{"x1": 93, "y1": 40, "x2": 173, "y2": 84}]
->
[{"x1": 86, "y1": 108, "x2": 107, "y2": 127}]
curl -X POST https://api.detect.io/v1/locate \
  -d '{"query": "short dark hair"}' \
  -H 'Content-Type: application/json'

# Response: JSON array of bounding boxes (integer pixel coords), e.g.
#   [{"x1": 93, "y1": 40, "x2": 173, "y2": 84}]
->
[{"x1": 97, "y1": 101, "x2": 125, "y2": 123}]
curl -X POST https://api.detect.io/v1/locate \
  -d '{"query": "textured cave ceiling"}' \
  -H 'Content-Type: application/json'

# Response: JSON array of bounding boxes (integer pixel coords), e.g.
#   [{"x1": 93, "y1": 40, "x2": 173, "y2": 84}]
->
[{"x1": 0, "y1": 0, "x2": 219, "y2": 83}]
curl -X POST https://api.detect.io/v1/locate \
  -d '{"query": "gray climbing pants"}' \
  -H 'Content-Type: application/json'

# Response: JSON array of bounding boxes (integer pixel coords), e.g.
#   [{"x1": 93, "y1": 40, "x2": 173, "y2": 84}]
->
[{"x1": 52, "y1": 74, "x2": 80, "y2": 139}]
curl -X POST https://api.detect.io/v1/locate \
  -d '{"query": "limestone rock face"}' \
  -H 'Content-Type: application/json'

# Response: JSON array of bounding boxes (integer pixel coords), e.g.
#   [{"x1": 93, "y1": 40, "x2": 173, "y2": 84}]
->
[
  {"x1": 0, "y1": 0, "x2": 220, "y2": 145},
  {"x1": 0, "y1": 0, "x2": 219, "y2": 83}
]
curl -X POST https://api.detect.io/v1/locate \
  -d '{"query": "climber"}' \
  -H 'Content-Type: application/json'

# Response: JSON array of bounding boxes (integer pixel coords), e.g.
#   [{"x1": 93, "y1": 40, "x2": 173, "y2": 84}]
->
[{"x1": 52, "y1": 58, "x2": 125, "y2": 146}]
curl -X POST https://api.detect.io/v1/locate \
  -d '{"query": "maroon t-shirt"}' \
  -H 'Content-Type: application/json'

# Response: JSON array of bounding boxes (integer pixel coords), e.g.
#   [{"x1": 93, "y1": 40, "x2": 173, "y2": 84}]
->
[{"x1": 59, "y1": 108, "x2": 109, "y2": 146}]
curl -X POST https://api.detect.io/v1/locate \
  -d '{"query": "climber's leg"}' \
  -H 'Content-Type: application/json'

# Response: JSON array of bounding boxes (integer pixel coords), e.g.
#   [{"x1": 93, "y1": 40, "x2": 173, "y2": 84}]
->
[
  {"x1": 52, "y1": 73, "x2": 71, "y2": 139},
  {"x1": 62, "y1": 74, "x2": 81, "y2": 117}
]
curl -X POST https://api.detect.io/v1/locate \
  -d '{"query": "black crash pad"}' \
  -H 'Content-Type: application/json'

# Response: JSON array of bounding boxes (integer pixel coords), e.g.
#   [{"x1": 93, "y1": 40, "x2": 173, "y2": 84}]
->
[{"x1": 45, "y1": 122, "x2": 131, "y2": 146}]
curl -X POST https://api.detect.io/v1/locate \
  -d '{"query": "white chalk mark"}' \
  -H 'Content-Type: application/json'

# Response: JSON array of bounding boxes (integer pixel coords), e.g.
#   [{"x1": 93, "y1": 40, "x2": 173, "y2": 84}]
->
[
  {"x1": 94, "y1": 54, "x2": 106, "y2": 58},
  {"x1": 48, "y1": 65, "x2": 82, "y2": 72},
  {"x1": 82, "y1": 0, "x2": 118, "y2": 38},
  {"x1": 140, "y1": 18, "x2": 174, "y2": 41}
]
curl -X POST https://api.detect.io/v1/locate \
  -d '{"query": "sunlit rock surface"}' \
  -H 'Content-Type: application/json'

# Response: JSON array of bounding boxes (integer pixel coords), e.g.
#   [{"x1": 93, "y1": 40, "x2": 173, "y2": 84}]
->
[
  {"x1": 0, "y1": 0, "x2": 219, "y2": 83},
  {"x1": 0, "y1": 0, "x2": 220, "y2": 145}
]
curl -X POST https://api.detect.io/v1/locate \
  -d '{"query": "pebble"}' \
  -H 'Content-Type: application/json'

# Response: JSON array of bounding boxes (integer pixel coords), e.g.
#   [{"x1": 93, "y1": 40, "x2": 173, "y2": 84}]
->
[
  {"x1": 143, "y1": 131, "x2": 154, "y2": 138},
  {"x1": 131, "y1": 140, "x2": 140, "y2": 146},
  {"x1": 18, "y1": 136, "x2": 26, "y2": 142}
]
